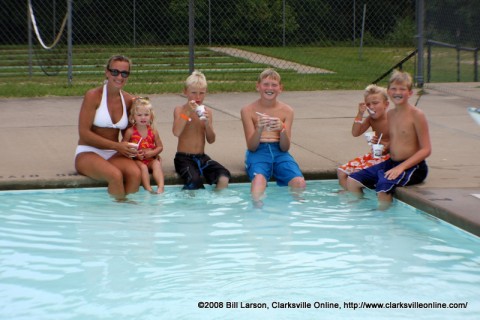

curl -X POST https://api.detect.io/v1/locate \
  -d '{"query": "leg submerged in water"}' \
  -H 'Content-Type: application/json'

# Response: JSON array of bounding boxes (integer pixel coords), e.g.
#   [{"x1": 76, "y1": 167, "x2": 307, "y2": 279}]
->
[
  {"x1": 215, "y1": 175, "x2": 229, "y2": 191},
  {"x1": 337, "y1": 169, "x2": 349, "y2": 190},
  {"x1": 288, "y1": 176, "x2": 306, "y2": 201},
  {"x1": 251, "y1": 174, "x2": 268, "y2": 200},
  {"x1": 377, "y1": 191, "x2": 393, "y2": 211},
  {"x1": 346, "y1": 176, "x2": 364, "y2": 199}
]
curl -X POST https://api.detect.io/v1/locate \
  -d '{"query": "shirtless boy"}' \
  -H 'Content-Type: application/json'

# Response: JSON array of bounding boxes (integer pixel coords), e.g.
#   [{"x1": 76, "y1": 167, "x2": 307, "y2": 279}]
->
[
  {"x1": 172, "y1": 70, "x2": 230, "y2": 190},
  {"x1": 337, "y1": 84, "x2": 390, "y2": 189},
  {"x1": 241, "y1": 68, "x2": 306, "y2": 202},
  {"x1": 347, "y1": 70, "x2": 431, "y2": 209}
]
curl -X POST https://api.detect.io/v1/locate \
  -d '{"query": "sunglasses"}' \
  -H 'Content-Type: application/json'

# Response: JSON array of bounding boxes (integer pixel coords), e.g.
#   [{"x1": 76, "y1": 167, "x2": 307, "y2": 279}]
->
[{"x1": 108, "y1": 68, "x2": 130, "y2": 78}]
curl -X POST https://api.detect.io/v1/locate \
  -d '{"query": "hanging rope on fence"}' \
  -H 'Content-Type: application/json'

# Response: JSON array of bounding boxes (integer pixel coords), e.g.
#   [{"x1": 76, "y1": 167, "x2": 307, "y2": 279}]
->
[{"x1": 28, "y1": 0, "x2": 68, "y2": 50}]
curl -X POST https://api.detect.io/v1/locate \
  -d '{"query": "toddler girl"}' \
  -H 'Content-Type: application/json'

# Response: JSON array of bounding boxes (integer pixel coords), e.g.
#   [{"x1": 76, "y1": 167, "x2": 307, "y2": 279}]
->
[{"x1": 123, "y1": 97, "x2": 165, "y2": 193}]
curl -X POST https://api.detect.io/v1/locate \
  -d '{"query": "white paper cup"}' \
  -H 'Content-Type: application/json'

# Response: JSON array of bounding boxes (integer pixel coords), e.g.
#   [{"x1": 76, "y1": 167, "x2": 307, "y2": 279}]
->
[
  {"x1": 372, "y1": 144, "x2": 384, "y2": 158},
  {"x1": 128, "y1": 143, "x2": 138, "y2": 157},
  {"x1": 195, "y1": 105, "x2": 207, "y2": 120},
  {"x1": 364, "y1": 131, "x2": 376, "y2": 145}
]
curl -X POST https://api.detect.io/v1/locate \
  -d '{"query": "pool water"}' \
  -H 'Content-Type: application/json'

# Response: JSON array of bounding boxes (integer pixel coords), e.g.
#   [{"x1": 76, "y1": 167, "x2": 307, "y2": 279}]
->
[{"x1": 1, "y1": 180, "x2": 479, "y2": 320}]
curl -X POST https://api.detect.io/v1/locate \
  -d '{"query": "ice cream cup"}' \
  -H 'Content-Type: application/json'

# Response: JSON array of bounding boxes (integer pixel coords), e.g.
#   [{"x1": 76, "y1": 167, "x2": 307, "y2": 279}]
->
[
  {"x1": 372, "y1": 144, "x2": 384, "y2": 158},
  {"x1": 195, "y1": 104, "x2": 207, "y2": 120}
]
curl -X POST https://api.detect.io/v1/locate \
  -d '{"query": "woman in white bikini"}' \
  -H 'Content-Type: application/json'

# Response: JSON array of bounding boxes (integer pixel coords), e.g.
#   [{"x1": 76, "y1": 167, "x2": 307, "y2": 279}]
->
[{"x1": 75, "y1": 55, "x2": 141, "y2": 200}]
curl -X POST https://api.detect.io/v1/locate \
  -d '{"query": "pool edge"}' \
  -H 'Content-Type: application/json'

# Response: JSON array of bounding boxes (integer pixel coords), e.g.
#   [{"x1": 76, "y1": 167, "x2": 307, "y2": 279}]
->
[{"x1": 396, "y1": 187, "x2": 480, "y2": 237}]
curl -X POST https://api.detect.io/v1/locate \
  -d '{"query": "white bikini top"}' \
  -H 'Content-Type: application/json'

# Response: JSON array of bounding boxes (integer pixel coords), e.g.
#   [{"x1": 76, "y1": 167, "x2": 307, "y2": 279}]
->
[{"x1": 93, "y1": 84, "x2": 128, "y2": 129}]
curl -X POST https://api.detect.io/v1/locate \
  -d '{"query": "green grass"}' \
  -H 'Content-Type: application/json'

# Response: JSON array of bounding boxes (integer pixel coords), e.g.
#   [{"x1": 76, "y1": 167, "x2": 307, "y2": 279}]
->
[{"x1": 0, "y1": 45, "x2": 419, "y2": 97}]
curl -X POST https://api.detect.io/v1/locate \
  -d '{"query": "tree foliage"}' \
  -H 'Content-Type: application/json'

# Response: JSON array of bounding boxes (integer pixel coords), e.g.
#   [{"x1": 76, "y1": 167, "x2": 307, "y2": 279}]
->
[{"x1": 1, "y1": 0, "x2": 478, "y2": 47}]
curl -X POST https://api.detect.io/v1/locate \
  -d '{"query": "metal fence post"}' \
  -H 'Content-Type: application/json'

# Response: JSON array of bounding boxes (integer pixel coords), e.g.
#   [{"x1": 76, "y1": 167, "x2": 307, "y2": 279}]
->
[
  {"x1": 189, "y1": 0, "x2": 195, "y2": 74},
  {"x1": 475, "y1": 49, "x2": 478, "y2": 82},
  {"x1": 133, "y1": 0, "x2": 136, "y2": 46},
  {"x1": 208, "y1": 0, "x2": 211, "y2": 46},
  {"x1": 28, "y1": 2, "x2": 32, "y2": 77},
  {"x1": 456, "y1": 45, "x2": 460, "y2": 82},
  {"x1": 358, "y1": 4, "x2": 366, "y2": 60},
  {"x1": 415, "y1": 0, "x2": 424, "y2": 87},
  {"x1": 282, "y1": 0, "x2": 286, "y2": 47},
  {"x1": 427, "y1": 41, "x2": 431, "y2": 82},
  {"x1": 67, "y1": 0, "x2": 73, "y2": 85},
  {"x1": 352, "y1": 0, "x2": 356, "y2": 46}
]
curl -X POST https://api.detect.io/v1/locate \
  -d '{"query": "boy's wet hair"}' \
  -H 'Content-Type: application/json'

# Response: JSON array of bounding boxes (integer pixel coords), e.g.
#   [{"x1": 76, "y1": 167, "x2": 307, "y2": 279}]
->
[
  {"x1": 258, "y1": 68, "x2": 281, "y2": 83},
  {"x1": 129, "y1": 97, "x2": 155, "y2": 128},
  {"x1": 106, "y1": 55, "x2": 131, "y2": 70},
  {"x1": 364, "y1": 84, "x2": 388, "y2": 101},
  {"x1": 388, "y1": 69, "x2": 413, "y2": 90},
  {"x1": 185, "y1": 70, "x2": 207, "y2": 89}
]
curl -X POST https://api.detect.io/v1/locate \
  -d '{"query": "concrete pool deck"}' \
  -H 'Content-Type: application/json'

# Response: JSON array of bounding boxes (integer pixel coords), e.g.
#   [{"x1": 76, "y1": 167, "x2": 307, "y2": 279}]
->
[{"x1": 0, "y1": 83, "x2": 479, "y2": 235}]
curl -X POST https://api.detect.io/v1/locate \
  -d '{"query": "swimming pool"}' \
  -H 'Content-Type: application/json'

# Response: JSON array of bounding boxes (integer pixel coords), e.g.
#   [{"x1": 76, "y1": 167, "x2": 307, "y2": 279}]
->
[{"x1": 1, "y1": 180, "x2": 479, "y2": 319}]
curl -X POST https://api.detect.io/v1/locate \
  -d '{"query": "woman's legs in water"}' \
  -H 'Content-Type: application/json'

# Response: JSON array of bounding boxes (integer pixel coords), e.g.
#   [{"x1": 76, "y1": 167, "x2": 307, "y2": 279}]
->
[
  {"x1": 109, "y1": 155, "x2": 141, "y2": 194},
  {"x1": 75, "y1": 153, "x2": 140, "y2": 200}
]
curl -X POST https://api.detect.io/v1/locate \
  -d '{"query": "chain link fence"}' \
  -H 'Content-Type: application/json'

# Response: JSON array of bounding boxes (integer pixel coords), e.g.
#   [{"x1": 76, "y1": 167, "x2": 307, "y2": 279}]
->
[
  {"x1": 424, "y1": 1, "x2": 480, "y2": 83},
  {"x1": 0, "y1": 0, "x2": 478, "y2": 95}
]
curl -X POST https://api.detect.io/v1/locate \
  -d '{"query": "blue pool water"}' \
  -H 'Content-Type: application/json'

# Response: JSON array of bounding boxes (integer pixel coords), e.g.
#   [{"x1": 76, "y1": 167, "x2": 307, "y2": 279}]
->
[{"x1": 0, "y1": 180, "x2": 479, "y2": 320}]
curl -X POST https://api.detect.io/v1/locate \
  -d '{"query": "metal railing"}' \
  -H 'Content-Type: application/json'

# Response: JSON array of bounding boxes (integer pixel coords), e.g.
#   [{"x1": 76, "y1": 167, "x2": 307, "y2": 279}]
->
[{"x1": 426, "y1": 40, "x2": 478, "y2": 82}]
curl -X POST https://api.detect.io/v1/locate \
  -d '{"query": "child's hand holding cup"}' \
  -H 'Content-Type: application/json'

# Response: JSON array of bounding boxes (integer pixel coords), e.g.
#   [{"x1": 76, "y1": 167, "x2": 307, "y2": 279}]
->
[
  {"x1": 266, "y1": 117, "x2": 280, "y2": 131},
  {"x1": 256, "y1": 112, "x2": 271, "y2": 130},
  {"x1": 364, "y1": 131, "x2": 376, "y2": 145},
  {"x1": 191, "y1": 100, "x2": 207, "y2": 121},
  {"x1": 127, "y1": 142, "x2": 139, "y2": 158}
]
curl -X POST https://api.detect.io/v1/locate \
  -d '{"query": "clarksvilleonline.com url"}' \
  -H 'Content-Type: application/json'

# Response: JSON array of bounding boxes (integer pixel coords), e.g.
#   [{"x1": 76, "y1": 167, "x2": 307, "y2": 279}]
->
[{"x1": 343, "y1": 301, "x2": 468, "y2": 310}]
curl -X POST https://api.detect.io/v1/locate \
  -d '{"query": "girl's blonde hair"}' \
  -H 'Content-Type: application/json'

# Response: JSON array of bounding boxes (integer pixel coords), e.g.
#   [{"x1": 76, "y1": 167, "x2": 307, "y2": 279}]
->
[
  {"x1": 388, "y1": 69, "x2": 413, "y2": 90},
  {"x1": 364, "y1": 84, "x2": 388, "y2": 101},
  {"x1": 185, "y1": 70, "x2": 207, "y2": 89},
  {"x1": 129, "y1": 97, "x2": 155, "y2": 129}
]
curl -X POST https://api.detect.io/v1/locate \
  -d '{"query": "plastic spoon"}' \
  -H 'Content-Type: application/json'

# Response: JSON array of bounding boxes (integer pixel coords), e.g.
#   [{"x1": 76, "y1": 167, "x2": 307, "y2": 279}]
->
[
  {"x1": 136, "y1": 137, "x2": 142, "y2": 149},
  {"x1": 366, "y1": 107, "x2": 375, "y2": 115}
]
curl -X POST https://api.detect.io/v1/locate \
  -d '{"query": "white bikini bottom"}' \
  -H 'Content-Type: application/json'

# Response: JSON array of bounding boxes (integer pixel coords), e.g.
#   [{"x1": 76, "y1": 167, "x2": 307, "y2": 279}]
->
[{"x1": 75, "y1": 145, "x2": 117, "y2": 160}]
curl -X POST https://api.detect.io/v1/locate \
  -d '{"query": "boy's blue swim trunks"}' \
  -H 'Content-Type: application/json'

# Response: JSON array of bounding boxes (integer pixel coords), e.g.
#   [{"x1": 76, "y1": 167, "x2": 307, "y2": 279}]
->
[
  {"x1": 245, "y1": 142, "x2": 303, "y2": 186},
  {"x1": 349, "y1": 159, "x2": 428, "y2": 194}
]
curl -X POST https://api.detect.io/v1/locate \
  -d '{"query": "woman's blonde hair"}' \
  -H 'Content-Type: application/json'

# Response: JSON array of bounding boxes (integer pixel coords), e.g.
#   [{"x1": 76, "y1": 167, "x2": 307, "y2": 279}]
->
[
  {"x1": 106, "y1": 55, "x2": 131, "y2": 70},
  {"x1": 129, "y1": 97, "x2": 155, "y2": 129}
]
